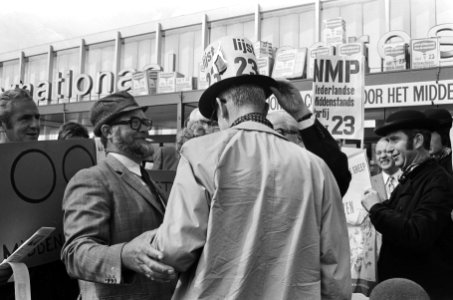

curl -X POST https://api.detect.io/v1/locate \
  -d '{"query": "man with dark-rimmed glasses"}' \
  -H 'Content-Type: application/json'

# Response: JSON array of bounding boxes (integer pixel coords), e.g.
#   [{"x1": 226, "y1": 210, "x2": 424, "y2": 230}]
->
[{"x1": 61, "y1": 91, "x2": 176, "y2": 300}]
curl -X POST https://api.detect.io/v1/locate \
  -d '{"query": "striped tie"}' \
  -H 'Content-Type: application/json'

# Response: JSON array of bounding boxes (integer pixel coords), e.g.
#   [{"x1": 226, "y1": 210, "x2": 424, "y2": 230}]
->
[{"x1": 386, "y1": 175, "x2": 396, "y2": 197}]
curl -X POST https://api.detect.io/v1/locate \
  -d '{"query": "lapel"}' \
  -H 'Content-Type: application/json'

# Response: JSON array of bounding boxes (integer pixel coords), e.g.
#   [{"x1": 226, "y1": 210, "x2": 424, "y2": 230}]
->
[{"x1": 105, "y1": 156, "x2": 165, "y2": 216}]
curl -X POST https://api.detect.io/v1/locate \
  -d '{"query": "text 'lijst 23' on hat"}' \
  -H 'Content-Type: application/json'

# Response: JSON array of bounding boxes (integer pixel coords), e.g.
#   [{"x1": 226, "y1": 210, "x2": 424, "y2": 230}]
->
[{"x1": 198, "y1": 36, "x2": 278, "y2": 120}]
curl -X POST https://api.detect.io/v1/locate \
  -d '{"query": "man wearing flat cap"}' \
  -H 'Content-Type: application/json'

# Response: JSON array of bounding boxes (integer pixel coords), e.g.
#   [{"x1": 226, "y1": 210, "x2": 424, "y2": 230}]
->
[
  {"x1": 361, "y1": 109, "x2": 453, "y2": 299},
  {"x1": 61, "y1": 91, "x2": 176, "y2": 300},
  {"x1": 150, "y1": 36, "x2": 351, "y2": 300},
  {"x1": 425, "y1": 108, "x2": 452, "y2": 175}
]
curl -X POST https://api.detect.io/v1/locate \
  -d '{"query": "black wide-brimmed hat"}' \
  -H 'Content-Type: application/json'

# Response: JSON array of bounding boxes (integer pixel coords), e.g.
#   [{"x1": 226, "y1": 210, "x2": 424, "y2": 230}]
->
[
  {"x1": 375, "y1": 110, "x2": 438, "y2": 136},
  {"x1": 424, "y1": 108, "x2": 452, "y2": 131},
  {"x1": 90, "y1": 91, "x2": 147, "y2": 137},
  {"x1": 198, "y1": 36, "x2": 278, "y2": 120}
]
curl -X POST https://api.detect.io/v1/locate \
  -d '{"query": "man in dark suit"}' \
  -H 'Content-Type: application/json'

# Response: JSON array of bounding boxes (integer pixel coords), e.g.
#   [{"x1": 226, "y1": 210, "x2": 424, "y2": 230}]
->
[
  {"x1": 361, "y1": 110, "x2": 453, "y2": 299},
  {"x1": 61, "y1": 92, "x2": 176, "y2": 300}
]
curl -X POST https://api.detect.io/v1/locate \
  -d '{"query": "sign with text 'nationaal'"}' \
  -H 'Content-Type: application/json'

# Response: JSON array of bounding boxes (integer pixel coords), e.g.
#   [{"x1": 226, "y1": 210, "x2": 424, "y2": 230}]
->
[
  {"x1": 0, "y1": 139, "x2": 96, "y2": 268},
  {"x1": 313, "y1": 55, "x2": 365, "y2": 140}
]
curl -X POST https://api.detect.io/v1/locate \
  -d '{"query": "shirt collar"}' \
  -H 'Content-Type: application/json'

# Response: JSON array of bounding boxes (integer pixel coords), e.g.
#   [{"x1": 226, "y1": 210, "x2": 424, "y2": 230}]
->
[
  {"x1": 108, "y1": 152, "x2": 141, "y2": 177},
  {"x1": 382, "y1": 169, "x2": 402, "y2": 183}
]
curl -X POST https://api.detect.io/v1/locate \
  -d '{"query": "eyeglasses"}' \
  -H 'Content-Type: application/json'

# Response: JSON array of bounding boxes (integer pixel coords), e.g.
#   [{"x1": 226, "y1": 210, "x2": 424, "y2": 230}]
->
[{"x1": 110, "y1": 117, "x2": 153, "y2": 131}]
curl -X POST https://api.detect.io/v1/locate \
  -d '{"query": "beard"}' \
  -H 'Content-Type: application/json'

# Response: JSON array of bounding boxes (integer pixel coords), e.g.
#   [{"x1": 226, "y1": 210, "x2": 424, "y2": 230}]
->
[{"x1": 113, "y1": 130, "x2": 154, "y2": 161}]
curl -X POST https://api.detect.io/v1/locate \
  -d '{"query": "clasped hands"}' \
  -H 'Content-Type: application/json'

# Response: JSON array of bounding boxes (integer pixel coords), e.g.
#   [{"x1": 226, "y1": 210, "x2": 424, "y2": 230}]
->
[{"x1": 121, "y1": 229, "x2": 176, "y2": 282}]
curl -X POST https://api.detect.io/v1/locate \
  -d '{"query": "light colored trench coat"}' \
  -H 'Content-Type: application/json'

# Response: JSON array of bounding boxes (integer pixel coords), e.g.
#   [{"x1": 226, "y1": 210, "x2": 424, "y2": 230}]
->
[{"x1": 153, "y1": 121, "x2": 351, "y2": 300}]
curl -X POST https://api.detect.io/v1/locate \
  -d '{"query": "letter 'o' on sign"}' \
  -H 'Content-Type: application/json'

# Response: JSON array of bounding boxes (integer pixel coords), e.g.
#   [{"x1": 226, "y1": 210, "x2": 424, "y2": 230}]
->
[
  {"x1": 62, "y1": 146, "x2": 95, "y2": 183},
  {"x1": 11, "y1": 150, "x2": 56, "y2": 204}
]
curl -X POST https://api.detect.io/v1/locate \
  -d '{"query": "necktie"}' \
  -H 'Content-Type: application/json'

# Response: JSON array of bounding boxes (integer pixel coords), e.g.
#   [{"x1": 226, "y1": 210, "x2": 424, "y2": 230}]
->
[
  {"x1": 386, "y1": 176, "x2": 396, "y2": 197},
  {"x1": 140, "y1": 166, "x2": 166, "y2": 211}
]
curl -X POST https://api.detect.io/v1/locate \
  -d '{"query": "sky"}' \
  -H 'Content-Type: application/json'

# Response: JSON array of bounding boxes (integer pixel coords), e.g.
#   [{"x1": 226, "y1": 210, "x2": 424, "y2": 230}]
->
[{"x1": 0, "y1": 0, "x2": 301, "y2": 54}]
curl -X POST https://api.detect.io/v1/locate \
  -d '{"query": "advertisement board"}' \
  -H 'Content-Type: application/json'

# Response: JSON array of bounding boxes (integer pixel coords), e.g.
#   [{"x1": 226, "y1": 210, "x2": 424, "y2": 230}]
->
[
  {"x1": 0, "y1": 139, "x2": 96, "y2": 267},
  {"x1": 313, "y1": 55, "x2": 365, "y2": 140}
]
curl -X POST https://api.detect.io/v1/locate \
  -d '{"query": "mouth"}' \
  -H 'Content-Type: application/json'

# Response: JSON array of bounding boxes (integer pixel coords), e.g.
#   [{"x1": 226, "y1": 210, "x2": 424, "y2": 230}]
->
[{"x1": 27, "y1": 132, "x2": 39, "y2": 138}]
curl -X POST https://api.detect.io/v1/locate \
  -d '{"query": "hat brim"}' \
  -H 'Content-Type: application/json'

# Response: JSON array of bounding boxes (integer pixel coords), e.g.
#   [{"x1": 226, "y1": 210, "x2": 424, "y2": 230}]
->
[
  {"x1": 375, "y1": 118, "x2": 438, "y2": 136},
  {"x1": 93, "y1": 105, "x2": 147, "y2": 136},
  {"x1": 198, "y1": 75, "x2": 278, "y2": 120}
]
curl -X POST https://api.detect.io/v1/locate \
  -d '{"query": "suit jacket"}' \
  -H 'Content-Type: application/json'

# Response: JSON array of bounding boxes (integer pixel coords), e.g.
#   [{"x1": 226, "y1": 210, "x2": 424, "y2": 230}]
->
[
  {"x1": 152, "y1": 146, "x2": 179, "y2": 171},
  {"x1": 62, "y1": 155, "x2": 175, "y2": 300}
]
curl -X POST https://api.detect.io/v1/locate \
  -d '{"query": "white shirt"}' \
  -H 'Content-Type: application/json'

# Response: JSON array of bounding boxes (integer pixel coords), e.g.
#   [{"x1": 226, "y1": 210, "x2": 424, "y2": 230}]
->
[
  {"x1": 108, "y1": 152, "x2": 141, "y2": 177},
  {"x1": 382, "y1": 169, "x2": 402, "y2": 198}
]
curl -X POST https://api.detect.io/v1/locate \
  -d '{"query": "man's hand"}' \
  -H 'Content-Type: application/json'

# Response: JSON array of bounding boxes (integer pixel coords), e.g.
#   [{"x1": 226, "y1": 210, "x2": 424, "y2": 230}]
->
[
  {"x1": 121, "y1": 230, "x2": 176, "y2": 282},
  {"x1": 361, "y1": 189, "x2": 381, "y2": 212},
  {"x1": 269, "y1": 80, "x2": 312, "y2": 121}
]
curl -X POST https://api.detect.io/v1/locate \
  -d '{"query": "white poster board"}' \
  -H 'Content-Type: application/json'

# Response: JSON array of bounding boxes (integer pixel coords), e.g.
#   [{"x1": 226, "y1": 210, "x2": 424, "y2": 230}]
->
[{"x1": 313, "y1": 55, "x2": 365, "y2": 141}]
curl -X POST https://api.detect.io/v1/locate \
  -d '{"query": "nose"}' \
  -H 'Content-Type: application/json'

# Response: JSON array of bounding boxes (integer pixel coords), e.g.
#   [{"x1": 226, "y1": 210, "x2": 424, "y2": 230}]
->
[{"x1": 30, "y1": 117, "x2": 40, "y2": 129}]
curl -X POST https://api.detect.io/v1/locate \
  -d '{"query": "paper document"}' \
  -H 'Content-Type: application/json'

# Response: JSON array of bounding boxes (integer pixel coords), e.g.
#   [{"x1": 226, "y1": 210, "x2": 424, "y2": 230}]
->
[{"x1": 0, "y1": 227, "x2": 55, "y2": 270}]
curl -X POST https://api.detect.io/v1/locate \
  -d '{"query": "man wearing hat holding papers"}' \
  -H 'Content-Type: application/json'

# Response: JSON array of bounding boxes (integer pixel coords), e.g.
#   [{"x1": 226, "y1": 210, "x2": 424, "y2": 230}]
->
[
  {"x1": 150, "y1": 36, "x2": 351, "y2": 300},
  {"x1": 361, "y1": 110, "x2": 453, "y2": 299},
  {"x1": 61, "y1": 92, "x2": 176, "y2": 300}
]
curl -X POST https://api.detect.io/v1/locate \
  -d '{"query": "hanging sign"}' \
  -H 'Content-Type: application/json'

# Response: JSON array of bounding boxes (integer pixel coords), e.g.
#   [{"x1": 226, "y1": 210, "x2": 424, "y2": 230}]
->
[{"x1": 313, "y1": 54, "x2": 365, "y2": 140}]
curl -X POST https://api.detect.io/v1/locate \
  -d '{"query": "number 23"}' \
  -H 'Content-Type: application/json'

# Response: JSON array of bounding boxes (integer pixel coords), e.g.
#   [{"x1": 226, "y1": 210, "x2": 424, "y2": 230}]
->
[
  {"x1": 332, "y1": 116, "x2": 355, "y2": 135},
  {"x1": 235, "y1": 57, "x2": 258, "y2": 76}
]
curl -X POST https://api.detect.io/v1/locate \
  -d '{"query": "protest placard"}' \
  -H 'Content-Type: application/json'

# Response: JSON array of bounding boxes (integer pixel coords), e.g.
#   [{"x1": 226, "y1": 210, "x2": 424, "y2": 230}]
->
[{"x1": 313, "y1": 54, "x2": 365, "y2": 141}]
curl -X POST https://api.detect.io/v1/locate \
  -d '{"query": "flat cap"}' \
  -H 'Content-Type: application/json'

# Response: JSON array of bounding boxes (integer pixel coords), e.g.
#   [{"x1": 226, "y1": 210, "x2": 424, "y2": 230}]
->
[{"x1": 90, "y1": 91, "x2": 146, "y2": 137}]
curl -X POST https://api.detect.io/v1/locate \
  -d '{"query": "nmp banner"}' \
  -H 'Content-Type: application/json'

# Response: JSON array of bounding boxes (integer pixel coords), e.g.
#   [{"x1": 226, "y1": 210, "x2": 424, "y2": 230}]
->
[{"x1": 312, "y1": 55, "x2": 365, "y2": 141}]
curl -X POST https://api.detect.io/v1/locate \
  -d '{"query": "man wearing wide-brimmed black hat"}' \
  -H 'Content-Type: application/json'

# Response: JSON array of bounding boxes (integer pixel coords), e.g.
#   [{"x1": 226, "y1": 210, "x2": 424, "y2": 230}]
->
[
  {"x1": 61, "y1": 91, "x2": 176, "y2": 300},
  {"x1": 361, "y1": 109, "x2": 453, "y2": 299},
  {"x1": 150, "y1": 36, "x2": 351, "y2": 300}
]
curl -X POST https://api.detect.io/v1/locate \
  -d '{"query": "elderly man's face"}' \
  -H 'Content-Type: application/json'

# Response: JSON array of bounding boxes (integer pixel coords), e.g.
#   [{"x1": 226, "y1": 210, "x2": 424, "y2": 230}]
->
[
  {"x1": 267, "y1": 112, "x2": 302, "y2": 145},
  {"x1": 4, "y1": 100, "x2": 40, "y2": 142},
  {"x1": 110, "y1": 109, "x2": 154, "y2": 160},
  {"x1": 375, "y1": 139, "x2": 397, "y2": 173}
]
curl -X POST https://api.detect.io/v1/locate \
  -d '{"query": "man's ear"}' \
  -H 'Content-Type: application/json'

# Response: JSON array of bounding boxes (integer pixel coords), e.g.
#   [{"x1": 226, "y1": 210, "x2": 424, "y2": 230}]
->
[
  {"x1": 215, "y1": 98, "x2": 228, "y2": 121},
  {"x1": 100, "y1": 124, "x2": 113, "y2": 139},
  {"x1": 413, "y1": 133, "x2": 424, "y2": 149}
]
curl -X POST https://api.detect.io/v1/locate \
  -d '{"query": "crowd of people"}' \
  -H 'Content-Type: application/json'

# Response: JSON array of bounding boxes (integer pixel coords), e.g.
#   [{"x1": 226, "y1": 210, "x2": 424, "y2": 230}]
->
[{"x1": 0, "y1": 36, "x2": 452, "y2": 300}]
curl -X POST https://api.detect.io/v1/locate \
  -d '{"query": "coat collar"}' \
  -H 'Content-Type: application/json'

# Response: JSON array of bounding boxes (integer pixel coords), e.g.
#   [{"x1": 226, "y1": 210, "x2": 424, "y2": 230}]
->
[
  {"x1": 104, "y1": 155, "x2": 165, "y2": 215},
  {"x1": 232, "y1": 120, "x2": 288, "y2": 140}
]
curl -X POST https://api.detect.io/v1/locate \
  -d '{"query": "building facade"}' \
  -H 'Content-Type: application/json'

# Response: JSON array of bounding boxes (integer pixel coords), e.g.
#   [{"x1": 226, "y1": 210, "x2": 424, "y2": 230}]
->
[{"x1": 0, "y1": 0, "x2": 452, "y2": 144}]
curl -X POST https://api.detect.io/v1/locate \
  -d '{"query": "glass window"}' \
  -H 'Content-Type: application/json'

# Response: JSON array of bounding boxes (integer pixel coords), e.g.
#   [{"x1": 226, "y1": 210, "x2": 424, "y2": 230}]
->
[
  {"x1": 121, "y1": 34, "x2": 156, "y2": 71},
  {"x1": 52, "y1": 48, "x2": 79, "y2": 104},
  {"x1": 84, "y1": 41, "x2": 115, "y2": 101},
  {"x1": 24, "y1": 54, "x2": 48, "y2": 104},
  {"x1": 299, "y1": 9, "x2": 315, "y2": 48},
  {"x1": 436, "y1": 0, "x2": 453, "y2": 24},
  {"x1": 162, "y1": 26, "x2": 202, "y2": 77},
  {"x1": 363, "y1": 0, "x2": 386, "y2": 73},
  {"x1": 410, "y1": 0, "x2": 436, "y2": 39},
  {"x1": 0, "y1": 60, "x2": 20, "y2": 92},
  {"x1": 262, "y1": 5, "x2": 315, "y2": 48},
  {"x1": 209, "y1": 16, "x2": 254, "y2": 44}
]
